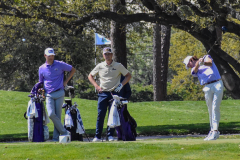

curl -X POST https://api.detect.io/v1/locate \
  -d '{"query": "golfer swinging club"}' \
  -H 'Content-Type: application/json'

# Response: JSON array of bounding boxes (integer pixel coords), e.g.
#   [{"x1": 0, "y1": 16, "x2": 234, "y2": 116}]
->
[
  {"x1": 88, "y1": 47, "x2": 131, "y2": 142},
  {"x1": 183, "y1": 55, "x2": 223, "y2": 141}
]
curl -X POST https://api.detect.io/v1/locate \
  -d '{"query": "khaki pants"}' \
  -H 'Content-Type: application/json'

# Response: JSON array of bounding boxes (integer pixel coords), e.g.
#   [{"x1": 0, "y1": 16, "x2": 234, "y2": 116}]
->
[{"x1": 46, "y1": 89, "x2": 68, "y2": 141}]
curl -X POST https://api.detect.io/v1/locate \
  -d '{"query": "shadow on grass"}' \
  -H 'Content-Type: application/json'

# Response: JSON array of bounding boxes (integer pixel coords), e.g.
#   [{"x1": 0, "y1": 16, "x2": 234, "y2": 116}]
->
[
  {"x1": 136, "y1": 122, "x2": 240, "y2": 136},
  {"x1": 1, "y1": 122, "x2": 240, "y2": 142}
]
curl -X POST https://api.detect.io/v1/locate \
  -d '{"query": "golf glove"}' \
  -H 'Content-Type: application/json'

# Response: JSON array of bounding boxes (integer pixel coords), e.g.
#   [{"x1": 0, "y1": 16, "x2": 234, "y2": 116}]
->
[
  {"x1": 114, "y1": 83, "x2": 123, "y2": 92},
  {"x1": 199, "y1": 62, "x2": 204, "y2": 66},
  {"x1": 199, "y1": 58, "x2": 204, "y2": 66}
]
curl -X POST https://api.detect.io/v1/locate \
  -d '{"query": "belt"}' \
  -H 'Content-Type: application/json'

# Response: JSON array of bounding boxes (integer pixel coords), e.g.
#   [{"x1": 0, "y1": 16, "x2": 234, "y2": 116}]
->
[
  {"x1": 52, "y1": 88, "x2": 61, "y2": 93},
  {"x1": 204, "y1": 79, "x2": 221, "y2": 85}
]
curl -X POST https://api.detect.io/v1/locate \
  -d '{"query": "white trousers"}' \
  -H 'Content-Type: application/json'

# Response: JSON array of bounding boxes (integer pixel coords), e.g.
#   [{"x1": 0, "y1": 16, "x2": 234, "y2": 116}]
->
[{"x1": 203, "y1": 80, "x2": 223, "y2": 131}]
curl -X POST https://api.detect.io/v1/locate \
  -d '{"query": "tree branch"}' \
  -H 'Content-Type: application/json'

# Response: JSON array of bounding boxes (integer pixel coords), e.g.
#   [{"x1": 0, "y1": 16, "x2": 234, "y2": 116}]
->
[{"x1": 181, "y1": 0, "x2": 214, "y2": 17}]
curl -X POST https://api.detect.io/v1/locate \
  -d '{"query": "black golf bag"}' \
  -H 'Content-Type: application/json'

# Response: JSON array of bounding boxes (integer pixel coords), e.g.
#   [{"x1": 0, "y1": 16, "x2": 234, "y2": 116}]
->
[
  {"x1": 63, "y1": 99, "x2": 84, "y2": 141},
  {"x1": 115, "y1": 104, "x2": 137, "y2": 141},
  {"x1": 25, "y1": 82, "x2": 49, "y2": 142}
]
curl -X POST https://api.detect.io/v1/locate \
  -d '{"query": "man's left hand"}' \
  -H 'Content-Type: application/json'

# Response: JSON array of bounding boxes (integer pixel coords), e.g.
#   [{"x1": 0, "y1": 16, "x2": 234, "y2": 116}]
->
[{"x1": 114, "y1": 83, "x2": 123, "y2": 92}]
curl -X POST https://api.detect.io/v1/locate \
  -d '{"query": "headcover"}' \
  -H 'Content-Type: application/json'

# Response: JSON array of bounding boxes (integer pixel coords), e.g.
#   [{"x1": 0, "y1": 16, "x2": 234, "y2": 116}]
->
[{"x1": 30, "y1": 82, "x2": 44, "y2": 96}]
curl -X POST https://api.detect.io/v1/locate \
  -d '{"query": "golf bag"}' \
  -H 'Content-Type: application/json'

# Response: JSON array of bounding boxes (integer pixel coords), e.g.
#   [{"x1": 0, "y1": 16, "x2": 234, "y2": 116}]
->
[
  {"x1": 115, "y1": 104, "x2": 137, "y2": 141},
  {"x1": 108, "y1": 94, "x2": 137, "y2": 141},
  {"x1": 25, "y1": 82, "x2": 50, "y2": 142},
  {"x1": 63, "y1": 99, "x2": 84, "y2": 141}
]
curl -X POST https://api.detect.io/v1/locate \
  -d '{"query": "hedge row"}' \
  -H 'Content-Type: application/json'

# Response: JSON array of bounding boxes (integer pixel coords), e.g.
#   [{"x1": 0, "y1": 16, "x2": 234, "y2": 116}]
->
[{"x1": 75, "y1": 83, "x2": 232, "y2": 102}]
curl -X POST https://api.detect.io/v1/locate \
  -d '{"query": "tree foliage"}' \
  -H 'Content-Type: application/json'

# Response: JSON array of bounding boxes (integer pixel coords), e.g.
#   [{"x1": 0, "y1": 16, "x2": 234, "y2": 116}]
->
[
  {"x1": 0, "y1": 16, "x2": 95, "y2": 90},
  {"x1": 1, "y1": 0, "x2": 240, "y2": 98}
]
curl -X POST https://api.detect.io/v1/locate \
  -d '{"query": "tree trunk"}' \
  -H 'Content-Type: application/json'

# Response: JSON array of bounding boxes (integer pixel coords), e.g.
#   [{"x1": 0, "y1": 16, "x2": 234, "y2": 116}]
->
[
  {"x1": 153, "y1": 24, "x2": 161, "y2": 101},
  {"x1": 204, "y1": 43, "x2": 240, "y2": 99},
  {"x1": 153, "y1": 23, "x2": 171, "y2": 101},
  {"x1": 110, "y1": 0, "x2": 127, "y2": 68}
]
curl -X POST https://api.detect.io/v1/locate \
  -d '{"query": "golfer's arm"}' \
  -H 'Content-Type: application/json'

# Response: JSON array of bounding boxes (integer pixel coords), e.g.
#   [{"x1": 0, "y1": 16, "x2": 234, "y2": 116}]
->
[
  {"x1": 121, "y1": 73, "x2": 131, "y2": 86},
  {"x1": 64, "y1": 67, "x2": 76, "y2": 84},
  {"x1": 193, "y1": 61, "x2": 200, "y2": 73},
  {"x1": 88, "y1": 74, "x2": 99, "y2": 88},
  {"x1": 203, "y1": 57, "x2": 213, "y2": 67}
]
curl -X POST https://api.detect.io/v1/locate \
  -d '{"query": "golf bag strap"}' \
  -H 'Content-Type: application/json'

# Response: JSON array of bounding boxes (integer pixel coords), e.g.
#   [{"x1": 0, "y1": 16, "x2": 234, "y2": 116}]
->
[{"x1": 24, "y1": 112, "x2": 28, "y2": 120}]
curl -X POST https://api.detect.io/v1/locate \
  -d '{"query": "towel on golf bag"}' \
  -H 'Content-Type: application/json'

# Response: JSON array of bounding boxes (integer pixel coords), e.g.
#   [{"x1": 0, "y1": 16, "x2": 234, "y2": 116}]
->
[
  {"x1": 76, "y1": 108, "x2": 85, "y2": 134},
  {"x1": 115, "y1": 105, "x2": 137, "y2": 141},
  {"x1": 27, "y1": 98, "x2": 50, "y2": 125},
  {"x1": 27, "y1": 99, "x2": 38, "y2": 118},
  {"x1": 107, "y1": 97, "x2": 121, "y2": 128},
  {"x1": 65, "y1": 109, "x2": 74, "y2": 128}
]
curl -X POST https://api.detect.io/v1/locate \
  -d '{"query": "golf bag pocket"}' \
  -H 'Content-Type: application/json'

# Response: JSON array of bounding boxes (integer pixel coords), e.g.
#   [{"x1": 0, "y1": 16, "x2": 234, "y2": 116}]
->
[
  {"x1": 116, "y1": 105, "x2": 137, "y2": 141},
  {"x1": 43, "y1": 125, "x2": 49, "y2": 141},
  {"x1": 28, "y1": 118, "x2": 34, "y2": 142}
]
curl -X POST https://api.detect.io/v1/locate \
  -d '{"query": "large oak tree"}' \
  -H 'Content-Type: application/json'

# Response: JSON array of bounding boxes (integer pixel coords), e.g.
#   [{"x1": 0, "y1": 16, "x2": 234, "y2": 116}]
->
[{"x1": 1, "y1": 0, "x2": 240, "y2": 98}]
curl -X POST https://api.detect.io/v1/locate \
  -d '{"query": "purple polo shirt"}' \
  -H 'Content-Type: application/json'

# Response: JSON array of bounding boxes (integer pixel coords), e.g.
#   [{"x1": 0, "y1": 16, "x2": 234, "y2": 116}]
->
[{"x1": 39, "y1": 60, "x2": 72, "y2": 93}]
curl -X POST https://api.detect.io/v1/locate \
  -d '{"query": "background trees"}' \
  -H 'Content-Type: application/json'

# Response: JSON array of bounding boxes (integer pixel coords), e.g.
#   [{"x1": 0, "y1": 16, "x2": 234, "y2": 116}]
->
[
  {"x1": 0, "y1": 0, "x2": 240, "y2": 100},
  {"x1": 0, "y1": 16, "x2": 94, "y2": 91}
]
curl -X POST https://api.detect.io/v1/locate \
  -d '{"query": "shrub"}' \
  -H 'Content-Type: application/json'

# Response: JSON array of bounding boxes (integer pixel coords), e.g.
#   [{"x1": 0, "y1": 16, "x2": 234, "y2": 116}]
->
[
  {"x1": 130, "y1": 84, "x2": 153, "y2": 102},
  {"x1": 75, "y1": 82, "x2": 233, "y2": 102}
]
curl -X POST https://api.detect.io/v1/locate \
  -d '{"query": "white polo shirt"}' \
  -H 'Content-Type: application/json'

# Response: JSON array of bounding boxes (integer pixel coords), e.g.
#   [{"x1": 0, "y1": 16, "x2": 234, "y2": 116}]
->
[{"x1": 90, "y1": 61, "x2": 129, "y2": 91}]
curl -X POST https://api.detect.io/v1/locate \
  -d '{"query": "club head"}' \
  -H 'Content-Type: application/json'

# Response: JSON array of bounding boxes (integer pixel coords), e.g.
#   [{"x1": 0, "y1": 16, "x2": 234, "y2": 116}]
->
[
  {"x1": 65, "y1": 85, "x2": 74, "y2": 91},
  {"x1": 65, "y1": 85, "x2": 75, "y2": 98},
  {"x1": 222, "y1": 26, "x2": 227, "y2": 34},
  {"x1": 62, "y1": 103, "x2": 68, "y2": 108}
]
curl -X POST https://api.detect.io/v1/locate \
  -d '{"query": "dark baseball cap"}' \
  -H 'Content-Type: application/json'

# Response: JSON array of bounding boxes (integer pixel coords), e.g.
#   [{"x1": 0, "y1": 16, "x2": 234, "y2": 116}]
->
[{"x1": 103, "y1": 47, "x2": 112, "y2": 54}]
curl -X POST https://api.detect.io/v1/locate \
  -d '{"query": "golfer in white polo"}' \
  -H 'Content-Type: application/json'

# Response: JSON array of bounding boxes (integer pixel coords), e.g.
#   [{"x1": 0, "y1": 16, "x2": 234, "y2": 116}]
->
[{"x1": 183, "y1": 55, "x2": 223, "y2": 141}]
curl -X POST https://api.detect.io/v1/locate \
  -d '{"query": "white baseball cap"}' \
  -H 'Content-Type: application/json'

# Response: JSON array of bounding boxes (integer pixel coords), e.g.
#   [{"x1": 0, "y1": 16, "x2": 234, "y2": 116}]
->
[
  {"x1": 44, "y1": 48, "x2": 55, "y2": 56},
  {"x1": 183, "y1": 56, "x2": 192, "y2": 69}
]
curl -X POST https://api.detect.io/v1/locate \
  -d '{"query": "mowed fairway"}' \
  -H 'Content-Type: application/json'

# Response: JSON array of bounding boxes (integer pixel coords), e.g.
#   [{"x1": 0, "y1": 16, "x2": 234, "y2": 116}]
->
[
  {"x1": 1, "y1": 137, "x2": 240, "y2": 160},
  {"x1": 0, "y1": 90, "x2": 240, "y2": 159},
  {"x1": 1, "y1": 90, "x2": 240, "y2": 141}
]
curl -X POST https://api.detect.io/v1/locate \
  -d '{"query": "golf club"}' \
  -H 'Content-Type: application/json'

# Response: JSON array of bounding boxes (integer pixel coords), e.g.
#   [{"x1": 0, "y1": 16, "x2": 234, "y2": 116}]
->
[{"x1": 207, "y1": 26, "x2": 227, "y2": 54}]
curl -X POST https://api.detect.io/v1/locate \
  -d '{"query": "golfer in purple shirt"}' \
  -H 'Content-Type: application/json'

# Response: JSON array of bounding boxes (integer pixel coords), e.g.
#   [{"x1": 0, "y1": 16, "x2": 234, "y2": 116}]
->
[{"x1": 39, "y1": 48, "x2": 76, "y2": 141}]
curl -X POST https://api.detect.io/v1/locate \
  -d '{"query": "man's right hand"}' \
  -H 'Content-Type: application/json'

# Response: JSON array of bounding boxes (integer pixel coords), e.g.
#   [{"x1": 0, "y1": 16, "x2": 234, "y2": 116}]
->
[{"x1": 95, "y1": 86, "x2": 102, "y2": 93}]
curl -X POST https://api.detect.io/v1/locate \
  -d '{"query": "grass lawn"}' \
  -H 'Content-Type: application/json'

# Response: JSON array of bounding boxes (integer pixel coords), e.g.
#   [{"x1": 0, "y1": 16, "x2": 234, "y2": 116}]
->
[
  {"x1": 0, "y1": 90, "x2": 240, "y2": 141},
  {"x1": 1, "y1": 136, "x2": 240, "y2": 160},
  {"x1": 0, "y1": 90, "x2": 240, "y2": 159}
]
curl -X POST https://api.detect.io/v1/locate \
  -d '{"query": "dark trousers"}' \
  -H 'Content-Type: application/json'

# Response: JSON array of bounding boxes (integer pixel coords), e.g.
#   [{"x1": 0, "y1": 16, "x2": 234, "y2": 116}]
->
[{"x1": 95, "y1": 91, "x2": 118, "y2": 139}]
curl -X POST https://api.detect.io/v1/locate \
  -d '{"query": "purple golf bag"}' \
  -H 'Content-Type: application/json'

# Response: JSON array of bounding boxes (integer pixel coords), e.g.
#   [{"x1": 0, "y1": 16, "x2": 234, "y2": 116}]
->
[
  {"x1": 32, "y1": 101, "x2": 44, "y2": 142},
  {"x1": 115, "y1": 105, "x2": 137, "y2": 141},
  {"x1": 25, "y1": 82, "x2": 49, "y2": 142}
]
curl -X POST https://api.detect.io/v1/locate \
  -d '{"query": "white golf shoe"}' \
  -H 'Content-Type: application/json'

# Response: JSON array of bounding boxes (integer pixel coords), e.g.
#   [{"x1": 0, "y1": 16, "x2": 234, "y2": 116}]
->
[
  {"x1": 92, "y1": 137, "x2": 101, "y2": 142},
  {"x1": 207, "y1": 131, "x2": 220, "y2": 141},
  {"x1": 108, "y1": 136, "x2": 114, "y2": 141},
  {"x1": 204, "y1": 131, "x2": 212, "y2": 141}
]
